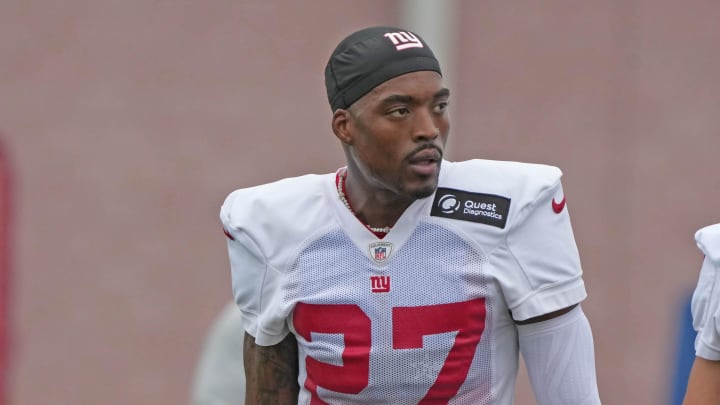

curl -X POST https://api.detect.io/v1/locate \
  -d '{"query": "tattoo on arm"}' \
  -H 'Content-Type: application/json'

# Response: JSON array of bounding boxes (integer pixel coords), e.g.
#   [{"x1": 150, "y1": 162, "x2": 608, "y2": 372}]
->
[{"x1": 244, "y1": 332, "x2": 299, "y2": 405}]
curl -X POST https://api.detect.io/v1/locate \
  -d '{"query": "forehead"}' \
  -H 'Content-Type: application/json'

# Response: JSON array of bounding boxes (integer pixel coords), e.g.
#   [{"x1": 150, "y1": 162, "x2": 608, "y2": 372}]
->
[{"x1": 362, "y1": 71, "x2": 445, "y2": 103}]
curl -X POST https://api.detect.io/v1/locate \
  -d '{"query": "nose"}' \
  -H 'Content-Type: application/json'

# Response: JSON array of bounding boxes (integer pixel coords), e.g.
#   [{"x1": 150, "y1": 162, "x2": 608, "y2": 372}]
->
[{"x1": 411, "y1": 108, "x2": 439, "y2": 142}]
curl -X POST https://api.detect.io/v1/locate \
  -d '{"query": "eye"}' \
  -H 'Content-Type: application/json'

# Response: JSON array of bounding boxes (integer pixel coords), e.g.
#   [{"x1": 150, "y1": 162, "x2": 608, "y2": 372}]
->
[
  {"x1": 388, "y1": 107, "x2": 411, "y2": 117},
  {"x1": 434, "y1": 101, "x2": 449, "y2": 114}
]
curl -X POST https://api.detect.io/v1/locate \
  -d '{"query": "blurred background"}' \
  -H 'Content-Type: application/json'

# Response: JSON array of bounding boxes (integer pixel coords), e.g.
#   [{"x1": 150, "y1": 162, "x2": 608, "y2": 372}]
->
[{"x1": 0, "y1": 0, "x2": 719, "y2": 404}]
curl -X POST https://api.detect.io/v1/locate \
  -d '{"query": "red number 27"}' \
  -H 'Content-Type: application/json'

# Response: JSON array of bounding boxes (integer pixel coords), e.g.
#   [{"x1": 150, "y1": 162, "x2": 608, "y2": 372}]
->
[{"x1": 294, "y1": 298, "x2": 486, "y2": 404}]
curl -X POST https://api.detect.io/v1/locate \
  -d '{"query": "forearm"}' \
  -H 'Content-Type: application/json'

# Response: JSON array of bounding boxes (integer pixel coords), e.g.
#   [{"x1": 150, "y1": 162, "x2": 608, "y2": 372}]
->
[
  {"x1": 518, "y1": 305, "x2": 601, "y2": 405},
  {"x1": 244, "y1": 332, "x2": 299, "y2": 404}
]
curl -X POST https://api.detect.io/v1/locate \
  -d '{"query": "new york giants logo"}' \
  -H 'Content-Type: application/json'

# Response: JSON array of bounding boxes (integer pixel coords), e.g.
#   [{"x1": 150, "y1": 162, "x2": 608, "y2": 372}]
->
[
  {"x1": 384, "y1": 31, "x2": 423, "y2": 51},
  {"x1": 370, "y1": 275, "x2": 390, "y2": 293}
]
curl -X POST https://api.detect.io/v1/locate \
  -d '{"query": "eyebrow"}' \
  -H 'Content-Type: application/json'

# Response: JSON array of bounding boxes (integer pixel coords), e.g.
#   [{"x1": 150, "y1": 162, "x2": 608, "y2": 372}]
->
[
  {"x1": 434, "y1": 88, "x2": 450, "y2": 99},
  {"x1": 379, "y1": 88, "x2": 451, "y2": 106}
]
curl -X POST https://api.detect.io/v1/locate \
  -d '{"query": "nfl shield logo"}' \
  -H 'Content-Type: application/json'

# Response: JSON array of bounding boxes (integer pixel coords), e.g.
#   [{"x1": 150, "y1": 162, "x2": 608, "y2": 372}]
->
[
  {"x1": 368, "y1": 241, "x2": 393, "y2": 263},
  {"x1": 374, "y1": 247, "x2": 386, "y2": 261}
]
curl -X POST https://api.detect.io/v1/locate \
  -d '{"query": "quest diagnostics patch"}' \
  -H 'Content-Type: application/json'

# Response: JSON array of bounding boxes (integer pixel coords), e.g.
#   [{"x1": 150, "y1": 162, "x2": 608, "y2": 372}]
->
[{"x1": 431, "y1": 188, "x2": 511, "y2": 228}]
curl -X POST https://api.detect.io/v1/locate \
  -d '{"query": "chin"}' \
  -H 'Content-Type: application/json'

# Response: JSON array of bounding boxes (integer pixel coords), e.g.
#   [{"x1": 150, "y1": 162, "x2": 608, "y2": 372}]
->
[{"x1": 407, "y1": 181, "x2": 439, "y2": 199}]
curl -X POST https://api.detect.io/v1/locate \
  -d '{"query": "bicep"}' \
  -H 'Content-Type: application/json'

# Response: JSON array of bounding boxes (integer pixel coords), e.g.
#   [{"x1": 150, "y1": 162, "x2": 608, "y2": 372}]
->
[
  {"x1": 244, "y1": 332, "x2": 299, "y2": 405},
  {"x1": 684, "y1": 357, "x2": 720, "y2": 405}
]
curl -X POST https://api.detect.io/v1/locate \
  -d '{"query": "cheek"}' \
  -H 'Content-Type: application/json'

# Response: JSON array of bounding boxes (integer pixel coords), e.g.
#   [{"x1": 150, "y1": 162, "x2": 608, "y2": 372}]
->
[
  {"x1": 437, "y1": 116, "x2": 451, "y2": 143},
  {"x1": 360, "y1": 129, "x2": 404, "y2": 160},
  {"x1": 359, "y1": 141, "x2": 397, "y2": 167},
  {"x1": 437, "y1": 113, "x2": 450, "y2": 131}
]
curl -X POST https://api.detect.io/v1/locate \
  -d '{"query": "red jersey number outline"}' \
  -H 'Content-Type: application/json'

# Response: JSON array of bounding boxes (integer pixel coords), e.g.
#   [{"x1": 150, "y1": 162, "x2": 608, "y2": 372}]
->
[{"x1": 294, "y1": 298, "x2": 486, "y2": 403}]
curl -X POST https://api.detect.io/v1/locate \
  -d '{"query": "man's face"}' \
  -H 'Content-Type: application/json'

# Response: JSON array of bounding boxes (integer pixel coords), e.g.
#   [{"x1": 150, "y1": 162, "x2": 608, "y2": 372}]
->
[{"x1": 343, "y1": 70, "x2": 450, "y2": 200}]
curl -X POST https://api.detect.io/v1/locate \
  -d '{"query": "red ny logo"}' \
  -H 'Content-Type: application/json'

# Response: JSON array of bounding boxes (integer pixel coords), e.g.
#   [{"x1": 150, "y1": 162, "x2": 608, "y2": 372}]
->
[{"x1": 370, "y1": 276, "x2": 390, "y2": 293}]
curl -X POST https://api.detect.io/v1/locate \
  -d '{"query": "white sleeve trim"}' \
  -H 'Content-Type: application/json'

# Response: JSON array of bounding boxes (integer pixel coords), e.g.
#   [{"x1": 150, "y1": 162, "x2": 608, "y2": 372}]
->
[
  {"x1": 696, "y1": 339, "x2": 720, "y2": 361},
  {"x1": 510, "y1": 277, "x2": 587, "y2": 321}
]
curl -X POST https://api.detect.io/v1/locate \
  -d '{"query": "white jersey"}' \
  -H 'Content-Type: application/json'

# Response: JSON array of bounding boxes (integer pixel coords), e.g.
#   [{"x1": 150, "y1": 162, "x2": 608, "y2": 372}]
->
[
  {"x1": 221, "y1": 159, "x2": 587, "y2": 404},
  {"x1": 691, "y1": 223, "x2": 720, "y2": 360}
]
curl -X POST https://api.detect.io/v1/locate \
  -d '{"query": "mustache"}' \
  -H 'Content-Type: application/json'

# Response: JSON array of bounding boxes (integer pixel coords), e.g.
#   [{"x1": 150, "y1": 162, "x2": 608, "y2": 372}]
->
[{"x1": 406, "y1": 143, "x2": 443, "y2": 162}]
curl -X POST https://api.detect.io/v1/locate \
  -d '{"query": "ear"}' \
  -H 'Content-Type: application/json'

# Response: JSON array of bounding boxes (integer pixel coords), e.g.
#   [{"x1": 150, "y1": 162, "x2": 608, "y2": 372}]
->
[{"x1": 331, "y1": 109, "x2": 353, "y2": 145}]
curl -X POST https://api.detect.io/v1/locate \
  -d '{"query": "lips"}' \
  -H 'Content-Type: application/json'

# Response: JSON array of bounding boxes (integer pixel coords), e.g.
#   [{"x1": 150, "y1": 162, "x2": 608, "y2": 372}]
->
[
  {"x1": 408, "y1": 147, "x2": 442, "y2": 164},
  {"x1": 407, "y1": 147, "x2": 442, "y2": 177}
]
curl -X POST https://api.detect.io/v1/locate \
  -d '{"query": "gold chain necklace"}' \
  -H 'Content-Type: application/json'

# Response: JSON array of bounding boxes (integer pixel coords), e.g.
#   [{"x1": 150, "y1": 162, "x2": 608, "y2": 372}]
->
[{"x1": 336, "y1": 169, "x2": 392, "y2": 234}]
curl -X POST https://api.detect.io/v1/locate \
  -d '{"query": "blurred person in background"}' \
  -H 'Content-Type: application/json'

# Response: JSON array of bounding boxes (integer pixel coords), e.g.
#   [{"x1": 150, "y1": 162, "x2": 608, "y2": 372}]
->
[
  {"x1": 684, "y1": 223, "x2": 720, "y2": 404},
  {"x1": 220, "y1": 26, "x2": 601, "y2": 404},
  {"x1": 191, "y1": 302, "x2": 245, "y2": 405}
]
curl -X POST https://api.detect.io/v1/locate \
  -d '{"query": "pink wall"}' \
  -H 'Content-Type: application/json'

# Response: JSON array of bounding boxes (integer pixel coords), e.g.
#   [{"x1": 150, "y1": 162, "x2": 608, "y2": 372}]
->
[
  {"x1": 0, "y1": 1, "x2": 397, "y2": 403},
  {"x1": 453, "y1": 2, "x2": 720, "y2": 404},
  {"x1": 0, "y1": 1, "x2": 718, "y2": 403}
]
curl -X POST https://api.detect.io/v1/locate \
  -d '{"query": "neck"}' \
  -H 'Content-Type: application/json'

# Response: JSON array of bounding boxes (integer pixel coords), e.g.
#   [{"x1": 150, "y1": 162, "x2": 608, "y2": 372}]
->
[{"x1": 339, "y1": 167, "x2": 413, "y2": 230}]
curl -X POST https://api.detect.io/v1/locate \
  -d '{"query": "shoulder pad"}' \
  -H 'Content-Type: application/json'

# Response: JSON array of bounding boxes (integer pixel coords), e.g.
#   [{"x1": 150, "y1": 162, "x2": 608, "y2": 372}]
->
[
  {"x1": 696, "y1": 223, "x2": 720, "y2": 264},
  {"x1": 220, "y1": 174, "x2": 334, "y2": 263},
  {"x1": 441, "y1": 159, "x2": 562, "y2": 204}
]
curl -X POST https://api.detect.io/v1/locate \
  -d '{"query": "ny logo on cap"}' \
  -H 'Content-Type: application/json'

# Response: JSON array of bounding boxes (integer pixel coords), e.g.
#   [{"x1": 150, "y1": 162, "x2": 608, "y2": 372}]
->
[{"x1": 384, "y1": 31, "x2": 423, "y2": 51}]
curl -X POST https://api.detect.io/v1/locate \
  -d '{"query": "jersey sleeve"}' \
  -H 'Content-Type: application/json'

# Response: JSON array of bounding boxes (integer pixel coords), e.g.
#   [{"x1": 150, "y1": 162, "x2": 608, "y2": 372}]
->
[
  {"x1": 691, "y1": 223, "x2": 720, "y2": 360},
  {"x1": 503, "y1": 178, "x2": 587, "y2": 321},
  {"x1": 220, "y1": 190, "x2": 290, "y2": 346}
]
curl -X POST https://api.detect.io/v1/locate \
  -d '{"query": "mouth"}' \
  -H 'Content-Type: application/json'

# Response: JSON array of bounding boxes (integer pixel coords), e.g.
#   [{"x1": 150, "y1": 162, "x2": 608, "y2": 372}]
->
[
  {"x1": 407, "y1": 146, "x2": 442, "y2": 175},
  {"x1": 408, "y1": 146, "x2": 442, "y2": 165}
]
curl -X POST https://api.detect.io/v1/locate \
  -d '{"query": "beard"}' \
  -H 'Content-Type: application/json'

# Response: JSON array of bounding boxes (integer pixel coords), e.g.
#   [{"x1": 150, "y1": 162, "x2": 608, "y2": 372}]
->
[{"x1": 406, "y1": 179, "x2": 439, "y2": 200}]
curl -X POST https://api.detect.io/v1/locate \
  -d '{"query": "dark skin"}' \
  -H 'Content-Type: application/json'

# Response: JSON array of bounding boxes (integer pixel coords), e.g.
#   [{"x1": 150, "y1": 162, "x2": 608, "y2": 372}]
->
[
  {"x1": 333, "y1": 71, "x2": 450, "y2": 229},
  {"x1": 244, "y1": 332, "x2": 299, "y2": 404},
  {"x1": 243, "y1": 70, "x2": 577, "y2": 402}
]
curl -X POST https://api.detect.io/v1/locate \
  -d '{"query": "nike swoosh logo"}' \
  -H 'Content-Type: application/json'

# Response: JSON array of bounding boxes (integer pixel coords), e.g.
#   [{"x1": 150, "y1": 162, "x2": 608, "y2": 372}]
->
[
  {"x1": 223, "y1": 227, "x2": 235, "y2": 241},
  {"x1": 552, "y1": 197, "x2": 566, "y2": 214}
]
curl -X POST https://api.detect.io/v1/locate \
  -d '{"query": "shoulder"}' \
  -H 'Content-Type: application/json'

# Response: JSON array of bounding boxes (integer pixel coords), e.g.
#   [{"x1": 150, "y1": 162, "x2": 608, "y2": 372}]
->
[
  {"x1": 222, "y1": 173, "x2": 329, "y2": 209},
  {"x1": 441, "y1": 159, "x2": 562, "y2": 200},
  {"x1": 437, "y1": 159, "x2": 564, "y2": 229},
  {"x1": 221, "y1": 173, "x2": 331, "y2": 228},
  {"x1": 696, "y1": 223, "x2": 720, "y2": 264},
  {"x1": 220, "y1": 173, "x2": 336, "y2": 260}
]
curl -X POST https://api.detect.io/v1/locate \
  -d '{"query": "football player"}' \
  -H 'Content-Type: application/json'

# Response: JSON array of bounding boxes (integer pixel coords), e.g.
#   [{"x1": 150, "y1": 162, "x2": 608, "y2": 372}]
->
[
  {"x1": 684, "y1": 223, "x2": 720, "y2": 404},
  {"x1": 221, "y1": 26, "x2": 601, "y2": 404}
]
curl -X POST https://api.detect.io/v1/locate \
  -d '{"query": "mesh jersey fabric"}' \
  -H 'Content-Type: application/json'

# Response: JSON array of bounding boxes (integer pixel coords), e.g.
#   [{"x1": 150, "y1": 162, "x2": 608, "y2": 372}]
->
[
  {"x1": 221, "y1": 159, "x2": 587, "y2": 404},
  {"x1": 691, "y1": 223, "x2": 720, "y2": 360}
]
